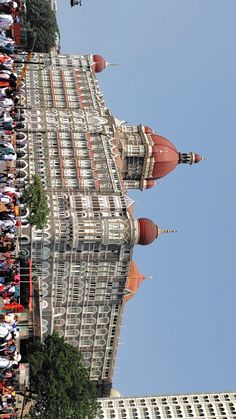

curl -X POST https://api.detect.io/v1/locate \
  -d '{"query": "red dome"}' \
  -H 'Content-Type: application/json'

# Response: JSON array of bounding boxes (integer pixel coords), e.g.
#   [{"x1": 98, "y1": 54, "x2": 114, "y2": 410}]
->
[
  {"x1": 124, "y1": 261, "x2": 145, "y2": 302},
  {"x1": 151, "y1": 134, "x2": 179, "y2": 180},
  {"x1": 145, "y1": 180, "x2": 155, "y2": 189},
  {"x1": 193, "y1": 153, "x2": 203, "y2": 163},
  {"x1": 143, "y1": 126, "x2": 153, "y2": 134},
  {"x1": 93, "y1": 54, "x2": 107, "y2": 73},
  {"x1": 137, "y1": 218, "x2": 159, "y2": 245}
]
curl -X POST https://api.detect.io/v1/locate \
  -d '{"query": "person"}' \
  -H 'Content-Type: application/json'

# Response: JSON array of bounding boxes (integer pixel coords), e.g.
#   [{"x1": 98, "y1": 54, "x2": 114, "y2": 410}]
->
[
  {"x1": 0, "y1": 243, "x2": 15, "y2": 253},
  {"x1": 0, "y1": 410, "x2": 18, "y2": 418},
  {"x1": 0, "y1": 340, "x2": 16, "y2": 356},
  {"x1": 0, "y1": 302, "x2": 22, "y2": 313},
  {"x1": 0, "y1": 370, "x2": 14, "y2": 381},
  {"x1": 0, "y1": 98, "x2": 14, "y2": 109},
  {"x1": 0, "y1": 2, "x2": 16, "y2": 12},
  {"x1": 0, "y1": 325, "x2": 11, "y2": 341},
  {"x1": 0, "y1": 143, "x2": 15, "y2": 154},
  {"x1": 0, "y1": 45, "x2": 14, "y2": 56},
  {"x1": 0, "y1": 197, "x2": 11, "y2": 205},
  {"x1": 0, "y1": 34, "x2": 14, "y2": 46},
  {"x1": 0, "y1": 252, "x2": 16, "y2": 261},
  {"x1": 0, "y1": 285, "x2": 18, "y2": 301},
  {"x1": 0, "y1": 219, "x2": 15, "y2": 229},
  {"x1": 0, "y1": 188, "x2": 17, "y2": 195},
  {"x1": 0, "y1": 262, "x2": 10, "y2": 271},
  {"x1": 0, "y1": 15, "x2": 13, "y2": 30},
  {"x1": 0, "y1": 89, "x2": 14, "y2": 101},
  {"x1": 1, "y1": 315, "x2": 17, "y2": 325},
  {"x1": 0, "y1": 152, "x2": 15, "y2": 161},
  {"x1": 0, "y1": 74, "x2": 10, "y2": 82},
  {"x1": 2, "y1": 233, "x2": 15, "y2": 241},
  {"x1": 0, "y1": 174, "x2": 14, "y2": 184},
  {"x1": 0, "y1": 57, "x2": 13, "y2": 66}
]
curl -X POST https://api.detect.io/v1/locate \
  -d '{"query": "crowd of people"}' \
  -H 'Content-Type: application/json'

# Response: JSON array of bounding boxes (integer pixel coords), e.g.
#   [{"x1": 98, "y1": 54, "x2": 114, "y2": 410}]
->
[
  {"x1": 0, "y1": 313, "x2": 20, "y2": 419},
  {"x1": 0, "y1": 1, "x2": 26, "y2": 417}
]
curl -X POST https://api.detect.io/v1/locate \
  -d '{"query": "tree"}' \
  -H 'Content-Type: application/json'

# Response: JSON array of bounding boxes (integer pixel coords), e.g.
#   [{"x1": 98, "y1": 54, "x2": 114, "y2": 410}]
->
[
  {"x1": 28, "y1": 334, "x2": 99, "y2": 419},
  {"x1": 21, "y1": 175, "x2": 50, "y2": 229},
  {"x1": 25, "y1": 0, "x2": 60, "y2": 52}
]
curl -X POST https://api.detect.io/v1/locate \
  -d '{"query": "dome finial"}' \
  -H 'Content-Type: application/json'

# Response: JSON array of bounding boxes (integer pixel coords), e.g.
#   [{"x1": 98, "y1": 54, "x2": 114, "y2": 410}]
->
[
  {"x1": 158, "y1": 229, "x2": 178, "y2": 235},
  {"x1": 106, "y1": 62, "x2": 119, "y2": 68}
]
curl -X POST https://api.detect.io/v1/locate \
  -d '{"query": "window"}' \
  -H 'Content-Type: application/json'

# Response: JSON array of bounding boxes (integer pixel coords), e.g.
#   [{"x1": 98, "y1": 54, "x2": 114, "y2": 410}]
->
[
  {"x1": 54, "y1": 318, "x2": 65, "y2": 327},
  {"x1": 64, "y1": 168, "x2": 77, "y2": 176}
]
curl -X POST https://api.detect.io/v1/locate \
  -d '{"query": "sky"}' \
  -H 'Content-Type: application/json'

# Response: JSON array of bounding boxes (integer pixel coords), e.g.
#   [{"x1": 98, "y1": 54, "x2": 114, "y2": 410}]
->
[{"x1": 56, "y1": 0, "x2": 236, "y2": 396}]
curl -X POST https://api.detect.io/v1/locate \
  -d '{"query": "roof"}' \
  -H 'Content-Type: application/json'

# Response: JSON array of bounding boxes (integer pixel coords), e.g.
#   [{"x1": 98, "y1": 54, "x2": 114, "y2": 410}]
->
[{"x1": 124, "y1": 261, "x2": 145, "y2": 302}]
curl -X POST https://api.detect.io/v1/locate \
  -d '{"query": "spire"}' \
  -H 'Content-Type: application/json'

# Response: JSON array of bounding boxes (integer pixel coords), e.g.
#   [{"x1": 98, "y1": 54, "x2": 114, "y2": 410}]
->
[
  {"x1": 179, "y1": 152, "x2": 205, "y2": 165},
  {"x1": 106, "y1": 62, "x2": 119, "y2": 68},
  {"x1": 158, "y1": 229, "x2": 178, "y2": 235}
]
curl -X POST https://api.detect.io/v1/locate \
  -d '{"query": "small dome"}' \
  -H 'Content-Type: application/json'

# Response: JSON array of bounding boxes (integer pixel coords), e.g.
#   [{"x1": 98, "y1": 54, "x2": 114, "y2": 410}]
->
[
  {"x1": 137, "y1": 218, "x2": 159, "y2": 245},
  {"x1": 143, "y1": 126, "x2": 153, "y2": 134},
  {"x1": 145, "y1": 179, "x2": 155, "y2": 189},
  {"x1": 110, "y1": 388, "x2": 122, "y2": 398},
  {"x1": 124, "y1": 261, "x2": 145, "y2": 302},
  {"x1": 193, "y1": 153, "x2": 203, "y2": 163},
  {"x1": 92, "y1": 54, "x2": 107, "y2": 73}
]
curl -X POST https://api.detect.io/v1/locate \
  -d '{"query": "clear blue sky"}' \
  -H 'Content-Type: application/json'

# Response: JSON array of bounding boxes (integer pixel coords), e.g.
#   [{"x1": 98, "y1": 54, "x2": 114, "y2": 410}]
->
[{"x1": 57, "y1": 0, "x2": 236, "y2": 396}]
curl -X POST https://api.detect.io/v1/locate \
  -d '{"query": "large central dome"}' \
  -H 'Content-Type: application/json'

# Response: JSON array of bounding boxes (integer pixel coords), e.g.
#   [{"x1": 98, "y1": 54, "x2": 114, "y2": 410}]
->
[
  {"x1": 141, "y1": 130, "x2": 204, "y2": 181},
  {"x1": 151, "y1": 134, "x2": 179, "y2": 179}
]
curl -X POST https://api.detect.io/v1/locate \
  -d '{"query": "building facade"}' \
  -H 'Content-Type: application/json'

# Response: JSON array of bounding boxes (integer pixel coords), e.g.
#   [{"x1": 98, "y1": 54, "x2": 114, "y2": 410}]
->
[
  {"x1": 15, "y1": 51, "x2": 202, "y2": 383},
  {"x1": 97, "y1": 391, "x2": 236, "y2": 418}
]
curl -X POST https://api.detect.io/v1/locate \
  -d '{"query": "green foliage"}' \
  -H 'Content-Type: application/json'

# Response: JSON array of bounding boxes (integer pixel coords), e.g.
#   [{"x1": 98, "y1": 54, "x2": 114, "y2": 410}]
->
[
  {"x1": 29, "y1": 334, "x2": 98, "y2": 419},
  {"x1": 22, "y1": 175, "x2": 49, "y2": 229},
  {"x1": 25, "y1": 0, "x2": 59, "y2": 52}
]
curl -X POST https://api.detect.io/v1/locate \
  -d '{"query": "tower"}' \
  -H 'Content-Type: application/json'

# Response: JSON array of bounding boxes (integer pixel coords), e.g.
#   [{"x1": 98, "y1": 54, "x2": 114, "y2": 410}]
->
[{"x1": 117, "y1": 125, "x2": 203, "y2": 191}]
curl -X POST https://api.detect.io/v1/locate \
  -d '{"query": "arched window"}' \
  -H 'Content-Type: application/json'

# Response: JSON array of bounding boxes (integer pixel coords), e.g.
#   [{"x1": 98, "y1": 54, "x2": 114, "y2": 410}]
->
[
  {"x1": 41, "y1": 300, "x2": 48, "y2": 309},
  {"x1": 65, "y1": 329, "x2": 79, "y2": 338},
  {"x1": 54, "y1": 307, "x2": 66, "y2": 316},
  {"x1": 19, "y1": 235, "x2": 30, "y2": 245},
  {"x1": 54, "y1": 318, "x2": 65, "y2": 327}
]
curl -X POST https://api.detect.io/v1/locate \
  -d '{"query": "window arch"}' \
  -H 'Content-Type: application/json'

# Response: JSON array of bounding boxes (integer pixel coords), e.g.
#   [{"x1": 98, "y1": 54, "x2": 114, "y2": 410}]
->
[
  {"x1": 42, "y1": 247, "x2": 51, "y2": 260},
  {"x1": 54, "y1": 307, "x2": 66, "y2": 316},
  {"x1": 54, "y1": 318, "x2": 65, "y2": 327},
  {"x1": 19, "y1": 235, "x2": 30, "y2": 245},
  {"x1": 20, "y1": 219, "x2": 29, "y2": 228},
  {"x1": 42, "y1": 325, "x2": 48, "y2": 334},
  {"x1": 65, "y1": 329, "x2": 79, "y2": 338},
  {"x1": 42, "y1": 270, "x2": 50, "y2": 280},
  {"x1": 41, "y1": 300, "x2": 48, "y2": 309}
]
